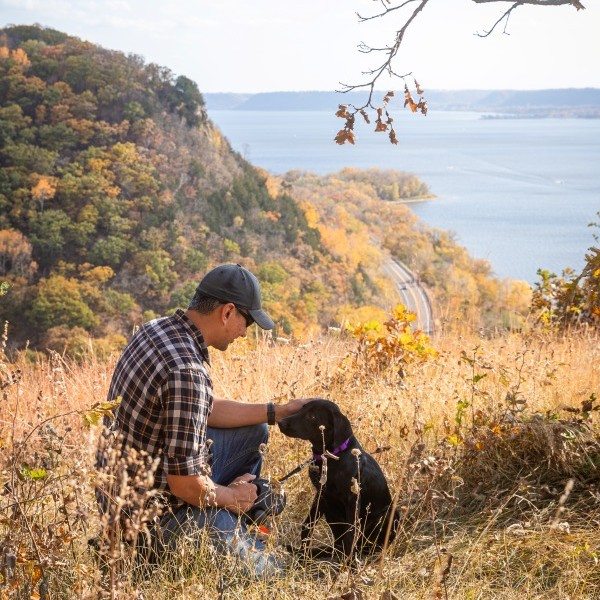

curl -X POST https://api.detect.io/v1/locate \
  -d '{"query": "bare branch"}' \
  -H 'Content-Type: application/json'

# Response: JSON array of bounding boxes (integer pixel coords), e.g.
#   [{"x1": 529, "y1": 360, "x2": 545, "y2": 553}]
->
[
  {"x1": 334, "y1": 0, "x2": 586, "y2": 145},
  {"x1": 357, "y1": 0, "x2": 423, "y2": 22},
  {"x1": 473, "y1": 0, "x2": 585, "y2": 38},
  {"x1": 339, "y1": 0, "x2": 430, "y2": 97},
  {"x1": 357, "y1": 41, "x2": 392, "y2": 54},
  {"x1": 344, "y1": 0, "x2": 585, "y2": 96},
  {"x1": 475, "y1": 1, "x2": 521, "y2": 37},
  {"x1": 472, "y1": 0, "x2": 584, "y2": 7}
]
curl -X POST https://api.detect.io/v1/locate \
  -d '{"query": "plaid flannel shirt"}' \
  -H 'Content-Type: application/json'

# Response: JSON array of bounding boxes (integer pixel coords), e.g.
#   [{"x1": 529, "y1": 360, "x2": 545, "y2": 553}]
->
[{"x1": 96, "y1": 309, "x2": 213, "y2": 511}]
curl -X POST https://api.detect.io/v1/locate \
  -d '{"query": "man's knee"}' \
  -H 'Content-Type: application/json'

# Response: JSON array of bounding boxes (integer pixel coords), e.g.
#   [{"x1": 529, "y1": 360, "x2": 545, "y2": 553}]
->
[
  {"x1": 159, "y1": 505, "x2": 241, "y2": 551},
  {"x1": 209, "y1": 422, "x2": 269, "y2": 448},
  {"x1": 250, "y1": 422, "x2": 269, "y2": 446}
]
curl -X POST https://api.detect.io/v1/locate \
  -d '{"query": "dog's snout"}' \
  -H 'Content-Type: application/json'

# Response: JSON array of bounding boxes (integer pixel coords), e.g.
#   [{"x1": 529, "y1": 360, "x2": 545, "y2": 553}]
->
[{"x1": 278, "y1": 415, "x2": 303, "y2": 439}]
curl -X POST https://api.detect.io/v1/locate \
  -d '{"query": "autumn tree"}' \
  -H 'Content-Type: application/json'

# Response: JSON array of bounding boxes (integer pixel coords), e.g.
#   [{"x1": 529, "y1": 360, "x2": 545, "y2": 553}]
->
[
  {"x1": 31, "y1": 175, "x2": 57, "y2": 211},
  {"x1": 531, "y1": 216, "x2": 599, "y2": 329},
  {"x1": 336, "y1": 0, "x2": 587, "y2": 144},
  {"x1": 0, "y1": 229, "x2": 36, "y2": 278},
  {"x1": 1, "y1": 23, "x2": 564, "y2": 350}
]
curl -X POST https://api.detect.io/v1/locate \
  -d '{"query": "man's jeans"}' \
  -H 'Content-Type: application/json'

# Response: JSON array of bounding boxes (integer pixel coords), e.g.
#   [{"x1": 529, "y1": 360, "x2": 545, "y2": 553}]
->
[{"x1": 157, "y1": 423, "x2": 283, "y2": 578}]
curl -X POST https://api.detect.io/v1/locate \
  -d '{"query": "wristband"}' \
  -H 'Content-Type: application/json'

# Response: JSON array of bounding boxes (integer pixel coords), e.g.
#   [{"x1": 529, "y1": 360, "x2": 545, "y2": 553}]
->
[{"x1": 267, "y1": 401, "x2": 276, "y2": 426}]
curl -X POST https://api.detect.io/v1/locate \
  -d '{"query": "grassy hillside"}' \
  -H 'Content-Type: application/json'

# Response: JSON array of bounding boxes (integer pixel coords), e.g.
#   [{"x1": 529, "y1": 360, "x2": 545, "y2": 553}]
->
[{"x1": 0, "y1": 320, "x2": 598, "y2": 598}]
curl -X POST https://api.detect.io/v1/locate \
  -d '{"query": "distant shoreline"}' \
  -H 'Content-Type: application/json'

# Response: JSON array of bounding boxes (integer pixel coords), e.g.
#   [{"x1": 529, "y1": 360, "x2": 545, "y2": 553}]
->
[
  {"x1": 481, "y1": 112, "x2": 600, "y2": 120},
  {"x1": 389, "y1": 194, "x2": 436, "y2": 204},
  {"x1": 204, "y1": 89, "x2": 600, "y2": 118}
]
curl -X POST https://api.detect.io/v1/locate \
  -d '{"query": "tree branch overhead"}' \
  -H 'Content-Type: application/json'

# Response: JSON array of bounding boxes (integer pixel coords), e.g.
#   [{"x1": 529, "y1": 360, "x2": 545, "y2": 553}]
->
[{"x1": 334, "y1": 0, "x2": 587, "y2": 145}]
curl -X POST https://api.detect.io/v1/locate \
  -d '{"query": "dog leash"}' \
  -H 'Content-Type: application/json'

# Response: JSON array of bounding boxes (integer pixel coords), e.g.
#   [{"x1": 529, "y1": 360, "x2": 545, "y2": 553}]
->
[
  {"x1": 277, "y1": 437, "x2": 352, "y2": 482},
  {"x1": 277, "y1": 456, "x2": 314, "y2": 483}
]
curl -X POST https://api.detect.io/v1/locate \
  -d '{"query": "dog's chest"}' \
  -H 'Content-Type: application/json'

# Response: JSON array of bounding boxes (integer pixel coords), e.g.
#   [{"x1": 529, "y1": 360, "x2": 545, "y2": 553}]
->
[
  {"x1": 308, "y1": 463, "x2": 321, "y2": 487},
  {"x1": 308, "y1": 461, "x2": 354, "y2": 492}
]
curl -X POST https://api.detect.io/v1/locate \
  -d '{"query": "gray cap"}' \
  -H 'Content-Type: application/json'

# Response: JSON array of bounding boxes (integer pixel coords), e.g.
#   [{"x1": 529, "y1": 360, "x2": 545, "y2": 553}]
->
[{"x1": 197, "y1": 264, "x2": 274, "y2": 330}]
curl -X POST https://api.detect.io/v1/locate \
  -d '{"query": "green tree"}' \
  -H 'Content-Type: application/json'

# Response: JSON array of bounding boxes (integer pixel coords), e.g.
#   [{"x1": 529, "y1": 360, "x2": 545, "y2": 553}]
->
[
  {"x1": 28, "y1": 275, "x2": 98, "y2": 331},
  {"x1": 172, "y1": 75, "x2": 205, "y2": 126},
  {"x1": 28, "y1": 209, "x2": 72, "y2": 270},
  {"x1": 88, "y1": 236, "x2": 130, "y2": 267}
]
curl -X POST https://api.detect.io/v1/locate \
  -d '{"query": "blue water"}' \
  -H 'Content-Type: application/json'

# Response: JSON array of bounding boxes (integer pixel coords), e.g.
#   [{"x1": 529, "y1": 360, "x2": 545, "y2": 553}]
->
[{"x1": 207, "y1": 109, "x2": 600, "y2": 283}]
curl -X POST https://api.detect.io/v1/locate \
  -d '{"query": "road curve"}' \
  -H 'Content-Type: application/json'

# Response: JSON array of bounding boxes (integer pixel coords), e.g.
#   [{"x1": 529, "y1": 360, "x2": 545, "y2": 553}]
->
[{"x1": 382, "y1": 258, "x2": 434, "y2": 336}]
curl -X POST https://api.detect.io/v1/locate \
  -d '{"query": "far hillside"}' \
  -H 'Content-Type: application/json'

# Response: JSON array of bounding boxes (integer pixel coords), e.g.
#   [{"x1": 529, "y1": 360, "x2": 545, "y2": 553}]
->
[{"x1": 204, "y1": 89, "x2": 600, "y2": 118}]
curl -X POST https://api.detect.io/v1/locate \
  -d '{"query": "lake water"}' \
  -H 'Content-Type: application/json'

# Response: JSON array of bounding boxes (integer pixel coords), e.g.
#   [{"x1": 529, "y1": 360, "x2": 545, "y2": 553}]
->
[{"x1": 207, "y1": 109, "x2": 600, "y2": 283}]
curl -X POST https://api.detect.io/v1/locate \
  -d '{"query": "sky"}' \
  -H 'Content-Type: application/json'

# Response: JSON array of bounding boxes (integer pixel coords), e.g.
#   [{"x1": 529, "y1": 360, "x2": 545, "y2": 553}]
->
[{"x1": 0, "y1": 0, "x2": 598, "y2": 93}]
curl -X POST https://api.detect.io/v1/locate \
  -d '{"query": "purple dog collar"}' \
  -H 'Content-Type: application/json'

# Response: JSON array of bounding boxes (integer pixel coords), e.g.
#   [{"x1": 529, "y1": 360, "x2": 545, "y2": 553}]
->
[{"x1": 313, "y1": 437, "x2": 351, "y2": 462}]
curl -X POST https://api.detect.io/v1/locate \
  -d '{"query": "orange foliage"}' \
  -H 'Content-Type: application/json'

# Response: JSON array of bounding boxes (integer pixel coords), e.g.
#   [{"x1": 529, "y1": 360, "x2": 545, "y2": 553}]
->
[
  {"x1": 11, "y1": 48, "x2": 30, "y2": 67},
  {"x1": 31, "y1": 176, "x2": 57, "y2": 209}
]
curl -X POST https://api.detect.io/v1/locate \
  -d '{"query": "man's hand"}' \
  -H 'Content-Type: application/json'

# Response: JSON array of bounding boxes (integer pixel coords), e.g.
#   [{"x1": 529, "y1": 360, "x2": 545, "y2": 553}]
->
[
  {"x1": 226, "y1": 473, "x2": 258, "y2": 513},
  {"x1": 274, "y1": 398, "x2": 312, "y2": 422}
]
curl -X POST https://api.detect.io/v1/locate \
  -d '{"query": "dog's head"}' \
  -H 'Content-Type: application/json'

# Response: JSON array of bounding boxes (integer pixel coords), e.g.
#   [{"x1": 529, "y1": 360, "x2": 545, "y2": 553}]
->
[{"x1": 278, "y1": 399, "x2": 352, "y2": 452}]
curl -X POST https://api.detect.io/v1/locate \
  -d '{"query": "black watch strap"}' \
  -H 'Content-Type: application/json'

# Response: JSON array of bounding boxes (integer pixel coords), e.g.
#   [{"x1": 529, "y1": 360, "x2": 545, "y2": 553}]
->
[{"x1": 267, "y1": 401, "x2": 276, "y2": 426}]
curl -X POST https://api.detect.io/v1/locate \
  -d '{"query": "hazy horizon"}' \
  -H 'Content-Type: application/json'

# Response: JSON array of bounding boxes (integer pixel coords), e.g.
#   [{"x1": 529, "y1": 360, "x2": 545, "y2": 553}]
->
[
  {"x1": 1, "y1": 1, "x2": 598, "y2": 93},
  {"x1": 203, "y1": 87, "x2": 600, "y2": 94}
]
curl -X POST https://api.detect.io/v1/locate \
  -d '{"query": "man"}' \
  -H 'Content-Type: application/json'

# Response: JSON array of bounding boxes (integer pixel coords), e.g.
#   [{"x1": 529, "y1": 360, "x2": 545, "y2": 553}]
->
[{"x1": 96, "y1": 264, "x2": 306, "y2": 578}]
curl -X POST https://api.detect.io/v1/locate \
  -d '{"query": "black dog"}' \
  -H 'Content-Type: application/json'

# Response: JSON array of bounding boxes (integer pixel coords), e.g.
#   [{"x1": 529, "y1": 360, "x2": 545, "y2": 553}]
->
[{"x1": 278, "y1": 399, "x2": 398, "y2": 559}]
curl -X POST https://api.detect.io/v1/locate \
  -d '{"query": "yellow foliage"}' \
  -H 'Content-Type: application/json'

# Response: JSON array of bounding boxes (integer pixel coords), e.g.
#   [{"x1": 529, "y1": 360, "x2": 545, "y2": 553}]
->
[
  {"x1": 31, "y1": 176, "x2": 57, "y2": 202},
  {"x1": 502, "y1": 279, "x2": 533, "y2": 314},
  {"x1": 86, "y1": 157, "x2": 112, "y2": 174},
  {"x1": 316, "y1": 205, "x2": 378, "y2": 270},
  {"x1": 11, "y1": 48, "x2": 31, "y2": 67},
  {"x1": 346, "y1": 303, "x2": 438, "y2": 379},
  {"x1": 334, "y1": 304, "x2": 389, "y2": 328},
  {"x1": 0, "y1": 229, "x2": 36, "y2": 278},
  {"x1": 159, "y1": 189, "x2": 174, "y2": 205},
  {"x1": 318, "y1": 223, "x2": 351, "y2": 260},
  {"x1": 207, "y1": 125, "x2": 224, "y2": 150},
  {"x1": 79, "y1": 264, "x2": 115, "y2": 285},
  {"x1": 264, "y1": 175, "x2": 281, "y2": 199},
  {"x1": 299, "y1": 201, "x2": 320, "y2": 229},
  {"x1": 83, "y1": 398, "x2": 121, "y2": 428}
]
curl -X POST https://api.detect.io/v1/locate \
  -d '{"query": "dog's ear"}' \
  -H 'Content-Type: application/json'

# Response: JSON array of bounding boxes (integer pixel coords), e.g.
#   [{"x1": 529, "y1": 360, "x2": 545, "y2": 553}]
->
[{"x1": 330, "y1": 403, "x2": 353, "y2": 448}]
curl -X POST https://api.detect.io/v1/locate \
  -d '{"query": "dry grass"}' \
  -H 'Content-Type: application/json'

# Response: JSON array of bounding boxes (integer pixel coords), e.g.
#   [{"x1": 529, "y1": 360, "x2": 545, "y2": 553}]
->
[{"x1": 1, "y1": 325, "x2": 599, "y2": 599}]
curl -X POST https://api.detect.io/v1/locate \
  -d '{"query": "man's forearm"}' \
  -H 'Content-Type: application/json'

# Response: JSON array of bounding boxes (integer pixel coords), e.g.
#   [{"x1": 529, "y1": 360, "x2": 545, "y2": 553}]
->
[
  {"x1": 207, "y1": 398, "x2": 270, "y2": 428},
  {"x1": 166, "y1": 473, "x2": 217, "y2": 508},
  {"x1": 166, "y1": 472, "x2": 257, "y2": 513},
  {"x1": 207, "y1": 397, "x2": 307, "y2": 428}
]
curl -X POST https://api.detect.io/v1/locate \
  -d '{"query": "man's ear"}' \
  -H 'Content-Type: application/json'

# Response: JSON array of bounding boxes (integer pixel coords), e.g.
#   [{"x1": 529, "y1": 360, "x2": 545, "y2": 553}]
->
[{"x1": 219, "y1": 302, "x2": 235, "y2": 324}]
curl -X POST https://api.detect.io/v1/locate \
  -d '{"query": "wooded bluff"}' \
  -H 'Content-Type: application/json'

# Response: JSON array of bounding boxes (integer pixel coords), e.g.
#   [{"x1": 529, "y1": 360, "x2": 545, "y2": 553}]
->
[{"x1": 0, "y1": 25, "x2": 584, "y2": 354}]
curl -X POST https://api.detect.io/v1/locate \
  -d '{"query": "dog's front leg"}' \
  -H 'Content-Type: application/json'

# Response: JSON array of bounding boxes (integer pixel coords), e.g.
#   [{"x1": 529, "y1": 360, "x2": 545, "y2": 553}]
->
[
  {"x1": 335, "y1": 493, "x2": 360, "y2": 558},
  {"x1": 300, "y1": 496, "x2": 322, "y2": 549}
]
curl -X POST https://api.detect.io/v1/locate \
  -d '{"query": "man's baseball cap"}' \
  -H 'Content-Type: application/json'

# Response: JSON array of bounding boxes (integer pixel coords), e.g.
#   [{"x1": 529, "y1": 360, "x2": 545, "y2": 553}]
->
[{"x1": 197, "y1": 264, "x2": 274, "y2": 330}]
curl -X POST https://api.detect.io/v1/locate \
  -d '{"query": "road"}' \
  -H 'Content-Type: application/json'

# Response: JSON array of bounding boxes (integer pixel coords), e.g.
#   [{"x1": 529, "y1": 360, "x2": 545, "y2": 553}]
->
[{"x1": 381, "y1": 258, "x2": 434, "y2": 336}]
